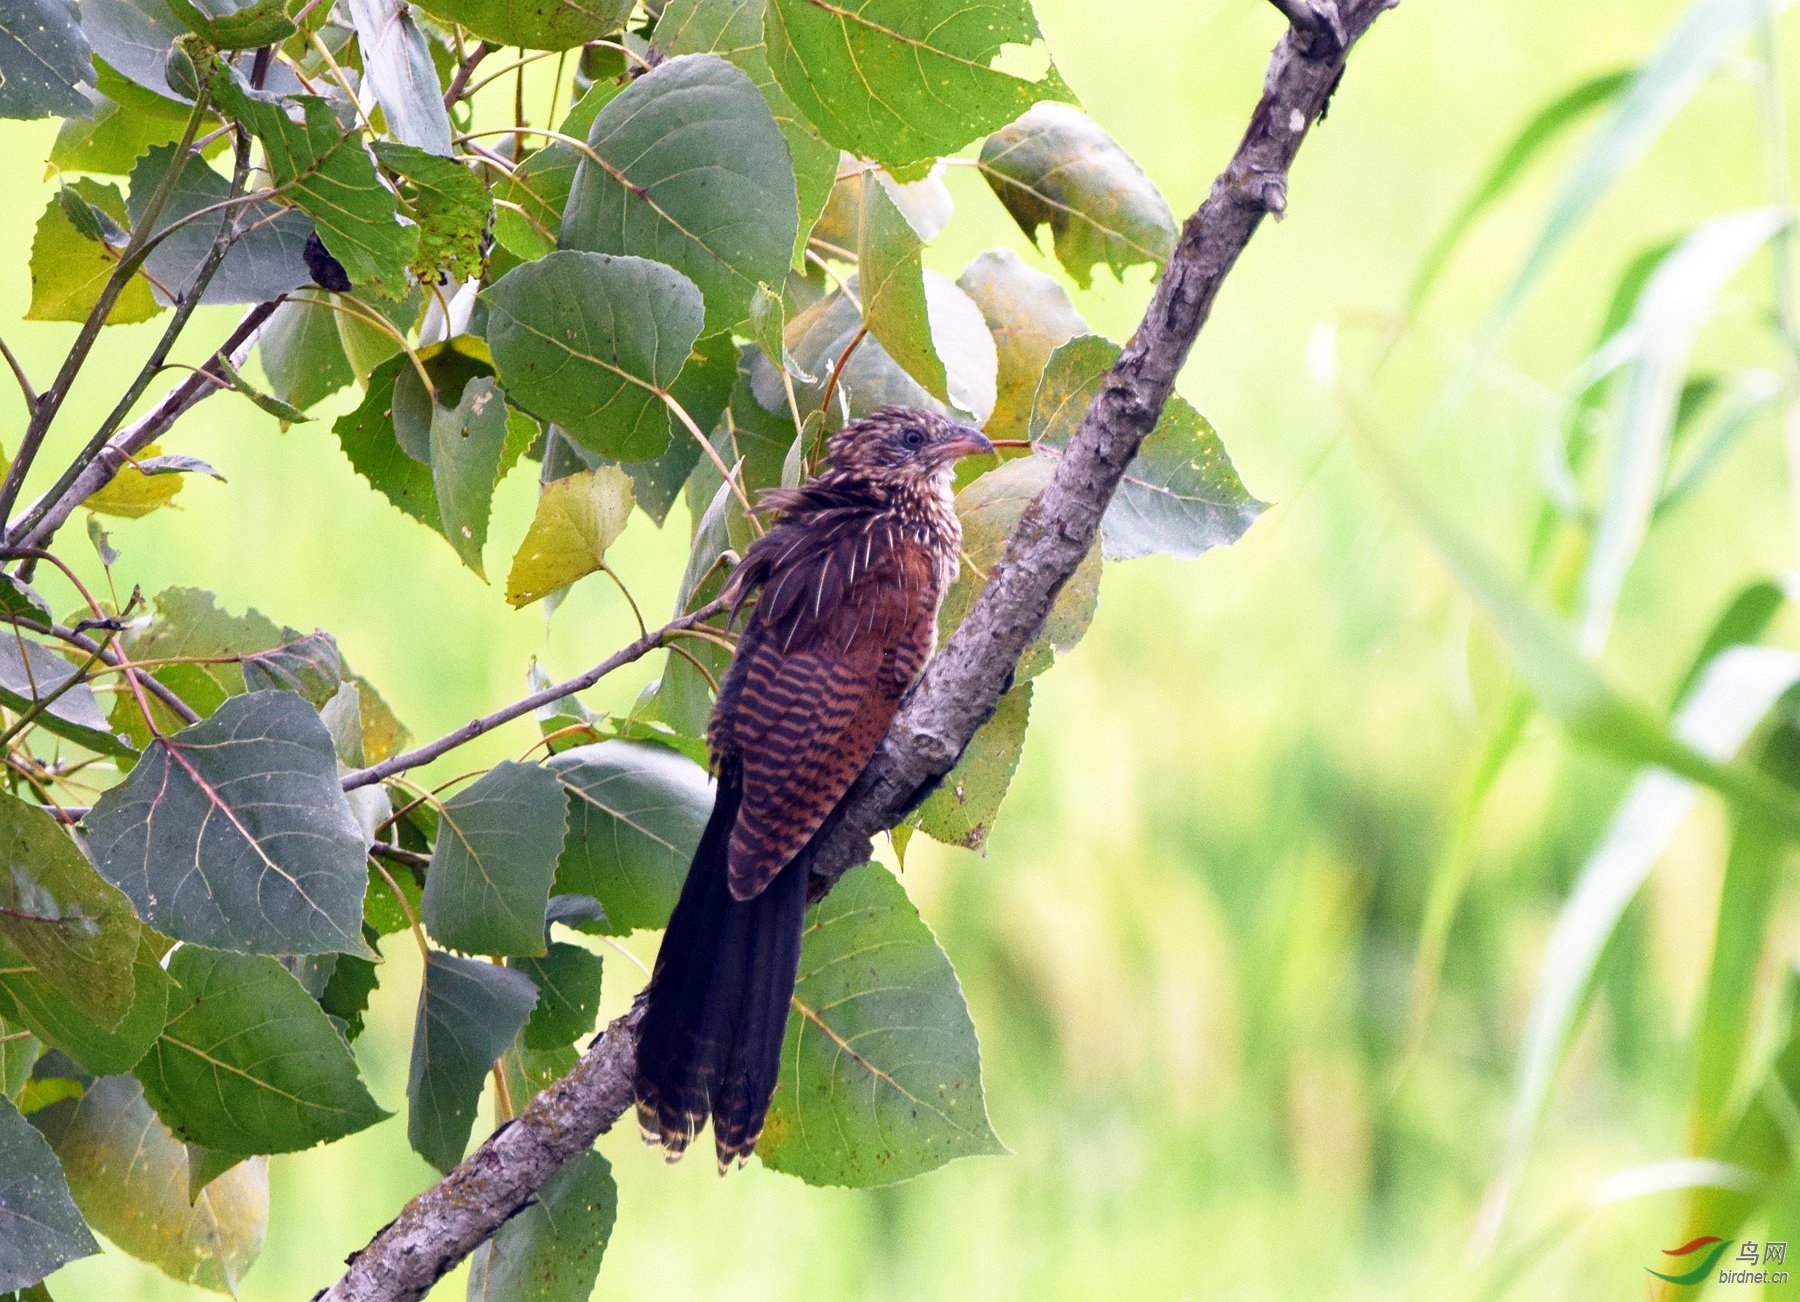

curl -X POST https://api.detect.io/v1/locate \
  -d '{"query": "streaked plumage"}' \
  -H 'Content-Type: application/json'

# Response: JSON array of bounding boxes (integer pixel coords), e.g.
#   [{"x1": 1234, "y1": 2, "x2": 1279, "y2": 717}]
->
[{"x1": 634, "y1": 407, "x2": 994, "y2": 1170}]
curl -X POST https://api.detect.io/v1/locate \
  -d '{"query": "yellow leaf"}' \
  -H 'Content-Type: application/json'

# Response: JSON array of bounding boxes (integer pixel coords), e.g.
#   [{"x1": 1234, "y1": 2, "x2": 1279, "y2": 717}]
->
[
  {"x1": 84, "y1": 443, "x2": 183, "y2": 518},
  {"x1": 506, "y1": 467, "x2": 636, "y2": 608}
]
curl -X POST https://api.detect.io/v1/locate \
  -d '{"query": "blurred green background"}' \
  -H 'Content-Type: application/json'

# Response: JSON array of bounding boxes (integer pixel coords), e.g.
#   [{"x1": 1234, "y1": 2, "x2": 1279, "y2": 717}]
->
[{"x1": 6, "y1": 0, "x2": 1798, "y2": 1296}]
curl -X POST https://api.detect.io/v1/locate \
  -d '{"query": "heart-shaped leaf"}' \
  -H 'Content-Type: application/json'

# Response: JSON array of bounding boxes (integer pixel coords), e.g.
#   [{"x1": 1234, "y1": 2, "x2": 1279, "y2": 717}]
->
[
  {"x1": 956, "y1": 247, "x2": 1085, "y2": 442},
  {"x1": 547, "y1": 741, "x2": 714, "y2": 935},
  {"x1": 421, "y1": 761, "x2": 569, "y2": 957},
  {"x1": 560, "y1": 54, "x2": 796, "y2": 332},
  {"x1": 505, "y1": 465, "x2": 635, "y2": 608},
  {"x1": 136, "y1": 947, "x2": 388, "y2": 1156},
  {"x1": 485, "y1": 251, "x2": 704, "y2": 460},
  {"x1": 759, "y1": 862, "x2": 1003, "y2": 1185},
  {"x1": 407, "y1": 952, "x2": 537, "y2": 1172},
  {"x1": 85, "y1": 691, "x2": 372, "y2": 957},
  {"x1": 35, "y1": 1074, "x2": 266, "y2": 1292}
]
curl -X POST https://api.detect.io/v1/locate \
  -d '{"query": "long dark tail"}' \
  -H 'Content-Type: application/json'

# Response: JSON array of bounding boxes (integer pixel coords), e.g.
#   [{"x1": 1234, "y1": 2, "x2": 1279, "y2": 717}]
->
[{"x1": 634, "y1": 761, "x2": 807, "y2": 1171}]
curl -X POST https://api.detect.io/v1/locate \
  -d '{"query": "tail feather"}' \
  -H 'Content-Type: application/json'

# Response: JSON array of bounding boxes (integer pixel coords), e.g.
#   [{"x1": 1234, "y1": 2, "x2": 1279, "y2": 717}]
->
[{"x1": 634, "y1": 762, "x2": 807, "y2": 1170}]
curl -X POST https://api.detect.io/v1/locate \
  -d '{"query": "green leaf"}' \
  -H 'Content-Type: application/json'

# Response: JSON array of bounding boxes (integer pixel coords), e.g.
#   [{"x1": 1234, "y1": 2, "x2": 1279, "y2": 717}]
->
[
  {"x1": 128, "y1": 142, "x2": 314, "y2": 307},
  {"x1": 1491, "y1": 0, "x2": 1795, "y2": 333},
  {"x1": 347, "y1": 0, "x2": 451, "y2": 154},
  {"x1": 497, "y1": 1032, "x2": 577, "y2": 1111},
  {"x1": 168, "y1": 0, "x2": 295, "y2": 47},
  {"x1": 1031, "y1": 335, "x2": 1265, "y2": 561},
  {"x1": 465, "y1": 1149, "x2": 615, "y2": 1301},
  {"x1": 759, "y1": 862, "x2": 1002, "y2": 1185},
  {"x1": 137, "y1": 947, "x2": 388, "y2": 1156},
  {"x1": 1692, "y1": 807, "x2": 1787, "y2": 1148},
  {"x1": 505, "y1": 466, "x2": 635, "y2": 608},
  {"x1": 412, "y1": 0, "x2": 630, "y2": 49},
  {"x1": 421, "y1": 761, "x2": 569, "y2": 958},
  {"x1": 0, "y1": 1094, "x2": 96, "y2": 1290},
  {"x1": 979, "y1": 103, "x2": 1174, "y2": 288},
  {"x1": 25, "y1": 180, "x2": 158, "y2": 325},
  {"x1": 485, "y1": 251, "x2": 705, "y2": 459},
  {"x1": 257, "y1": 296, "x2": 354, "y2": 413},
  {"x1": 0, "y1": 932, "x2": 170, "y2": 1077},
  {"x1": 648, "y1": 478, "x2": 748, "y2": 734},
  {"x1": 85, "y1": 690, "x2": 372, "y2": 957},
  {"x1": 428, "y1": 377, "x2": 520, "y2": 578},
  {"x1": 336, "y1": 356, "x2": 535, "y2": 572},
  {"x1": 510, "y1": 942, "x2": 601, "y2": 1050},
  {"x1": 1409, "y1": 69, "x2": 1631, "y2": 312},
  {"x1": 0, "y1": 633, "x2": 132, "y2": 757},
  {"x1": 0, "y1": 0, "x2": 93, "y2": 120},
  {"x1": 547, "y1": 741, "x2": 713, "y2": 935},
  {"x1": 854, "y1": 164, "x2": 949, "y2": 403},
  {"x1": 656, "y1": 0, "x2": 838, "y2": 267},
  {"x1": 0, "y1": 581, "x2": 47, "y2": 625},
  {"x1": 374, "y1": 144, "x2": 489, "y2": 284},
  {"x1": 51, "y1": 68, "x2": 192, "y2": 174},
  {"x1": 914, "y1": 680, "x2": 1031, "y2": 851},
  {"x1": 561, "y1": 54, "x2": 797, "y2": 332},
  {"x1": 0, "y1": 793, "x2": 140, "y2": 1030},
  {"x1": 35, "y1": 1075, "x2": 265, "y2": 1292},
  {"x1": 939, "y1": 456, "x2": 1097, "y2": 680},
  {"x1": 210, "y1": 79, "x2": 417, "y2": 297},
  {"x1": 408, "y1": 952, "x2": 537, "y2": 1172},
  {"x1": 764, "y1": 0, "x2": 1075, "y2": 170},
  {"x1": 813, "y1": 155, "x2": 953, "y2": 248},
  {"x1": 1674, "y1": 579, "x2": 1788, "y2": 705},
  {"x1": 319, "y1": 948, "x2": 379, "y2": 1043},
  {"x1": 110, "y1": 587, "x2": 354, "y2": 740}
]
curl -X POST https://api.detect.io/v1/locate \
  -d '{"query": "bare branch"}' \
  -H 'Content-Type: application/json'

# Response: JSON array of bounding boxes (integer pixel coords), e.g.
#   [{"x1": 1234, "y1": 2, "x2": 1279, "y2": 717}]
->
[
  {"x1": 8, "y1": 299, "x2": 281, "y2": 553},
  {"x1": 339, "y1": 598, "x2": 729, "y2": 791},
  {"x1": 320, "y1": 5, "x2": 1400, "y2": 1297},
  {"x1": 442, "y1": 40, "x2": 493, "y2": 109},
  {"x1": 0, "y1": 92, "x2": 212, "y2": 525}
]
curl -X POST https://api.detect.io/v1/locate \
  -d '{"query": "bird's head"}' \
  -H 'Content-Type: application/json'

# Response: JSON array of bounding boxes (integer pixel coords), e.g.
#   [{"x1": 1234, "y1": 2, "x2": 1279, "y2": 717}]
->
[{"x1": 823, "y1": 408, "x2": 995, "y2": 485}]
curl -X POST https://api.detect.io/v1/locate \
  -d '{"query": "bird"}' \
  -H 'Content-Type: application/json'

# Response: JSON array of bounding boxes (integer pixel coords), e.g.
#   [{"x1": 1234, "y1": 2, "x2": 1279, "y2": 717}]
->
[{"x1": 633, "y1": 405, "x2": 995, "y2": 1171}]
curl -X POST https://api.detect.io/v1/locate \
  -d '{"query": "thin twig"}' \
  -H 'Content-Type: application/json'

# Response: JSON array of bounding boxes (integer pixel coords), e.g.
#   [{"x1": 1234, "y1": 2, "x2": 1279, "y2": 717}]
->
[
  {"x1": 0, "y1": 335, "x2": 36, "y2": 412},
  {"x1": 442, "y1": 39, "x2": 492, "y2": 108},
  {"x1": 9, "y1": 282, "x2": 279, "y2": 554},
  {"x1": 340, "y1": 598, "x2": 728, "y2": 791},
  {"x1": 0, "y1": 91, "x2": 212, "y2": 524}
]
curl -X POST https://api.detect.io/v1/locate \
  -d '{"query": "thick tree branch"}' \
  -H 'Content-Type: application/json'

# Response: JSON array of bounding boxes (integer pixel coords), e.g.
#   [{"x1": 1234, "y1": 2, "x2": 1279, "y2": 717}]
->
[{"x1": 320, "y1": 4, "x2": 1398, "y2": 1297}]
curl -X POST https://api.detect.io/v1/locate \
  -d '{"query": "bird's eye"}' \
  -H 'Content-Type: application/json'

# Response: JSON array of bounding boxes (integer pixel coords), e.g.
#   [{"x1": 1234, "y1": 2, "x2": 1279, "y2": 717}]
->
[{"x1": 902, "y1": 428, "x2": 925, "y2": 448}]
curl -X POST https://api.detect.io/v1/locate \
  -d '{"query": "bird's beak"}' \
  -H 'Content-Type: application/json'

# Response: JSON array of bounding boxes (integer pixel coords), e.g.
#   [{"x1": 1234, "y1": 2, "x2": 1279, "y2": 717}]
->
[{"x1": 940, "y1": 427, "x2": 996, "y2": 461}]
